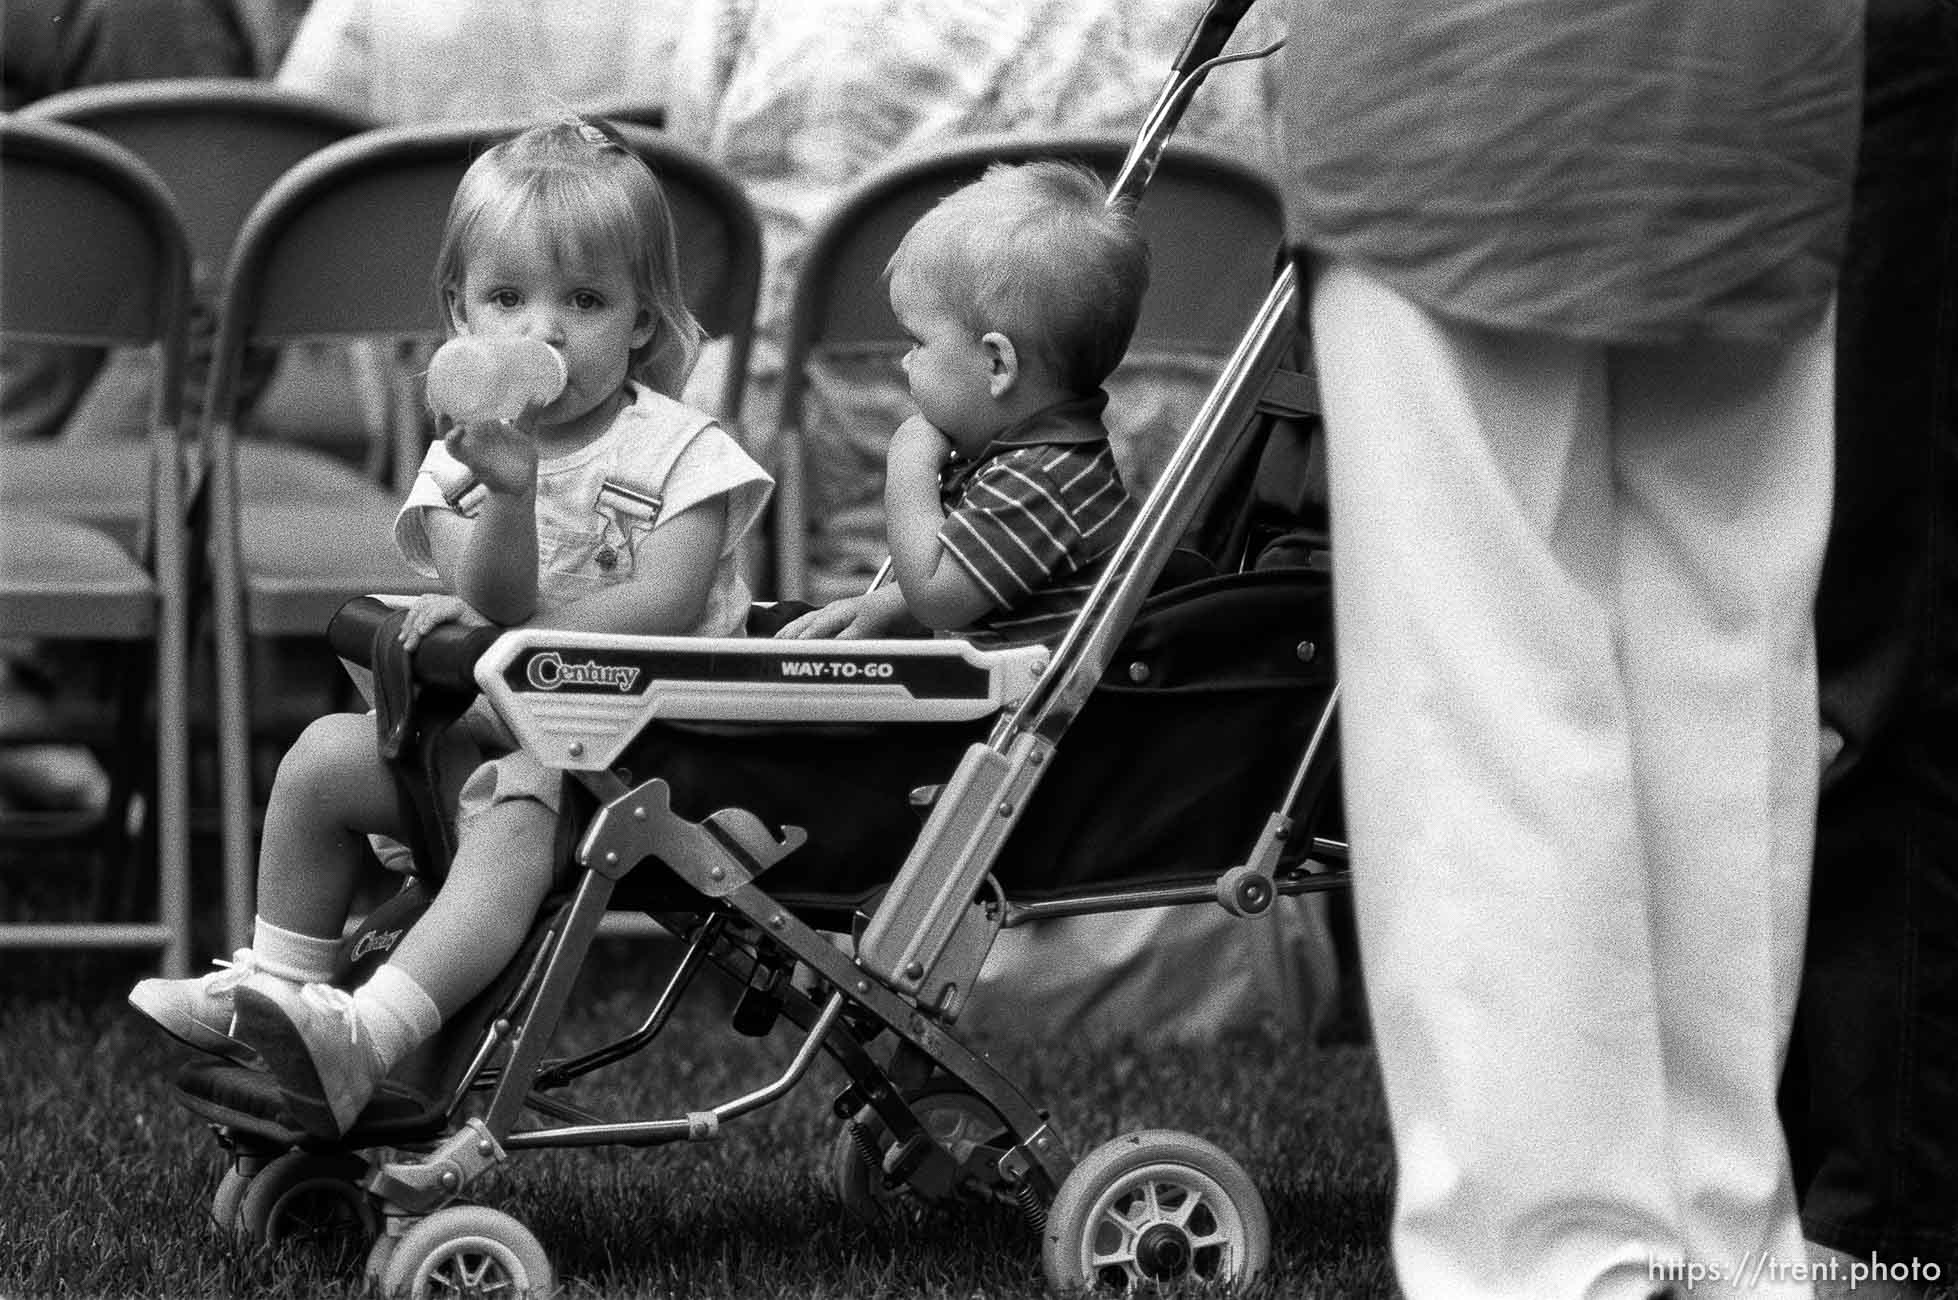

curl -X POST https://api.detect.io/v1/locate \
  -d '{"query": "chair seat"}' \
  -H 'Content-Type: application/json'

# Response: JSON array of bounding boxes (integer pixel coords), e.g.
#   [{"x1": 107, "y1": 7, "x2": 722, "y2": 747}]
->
[
  {"x1": 1, "y1": 438, "x2": 386, "y2": 550},
  {"x1": 0, "y1": 511, "x2": 153, "y2": 638},
  {"x1": 239, "y1": 495, "x2": 443, "y2": 637}
]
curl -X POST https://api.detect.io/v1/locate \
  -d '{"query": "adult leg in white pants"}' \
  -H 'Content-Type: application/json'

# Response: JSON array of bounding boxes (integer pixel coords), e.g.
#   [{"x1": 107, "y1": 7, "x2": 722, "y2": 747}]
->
[{"x1": 1309, "y1": 256, "x2": 1831, "y2": 1300}]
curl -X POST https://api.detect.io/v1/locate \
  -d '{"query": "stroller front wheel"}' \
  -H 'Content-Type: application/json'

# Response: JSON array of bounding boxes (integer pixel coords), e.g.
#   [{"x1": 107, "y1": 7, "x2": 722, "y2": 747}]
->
[
  {"x1": 1041, "y1": 1129, "x2": 1269, "y2": 1294},
  {"x1": 372, "y1": 1203, "x2": 556, "y2": 1299}
]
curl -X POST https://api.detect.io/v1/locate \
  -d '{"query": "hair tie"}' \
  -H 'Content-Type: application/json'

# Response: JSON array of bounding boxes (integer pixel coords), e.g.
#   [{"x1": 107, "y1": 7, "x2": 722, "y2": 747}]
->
[{"x1": 575, "y1": 118, "x2": 628, "y2": 152}]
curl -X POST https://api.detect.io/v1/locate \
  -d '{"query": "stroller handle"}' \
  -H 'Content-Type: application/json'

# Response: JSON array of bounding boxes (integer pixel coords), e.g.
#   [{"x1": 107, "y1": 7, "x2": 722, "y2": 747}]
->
[
  {"x1": 1113, "y1": 0, "x2": 1275, "y2": 206},
  {"x1": 329, "y1": 594, "x2": 501, "y2": 694},
  {"x1": 1173, "y1": 0, "x2": 1257, "y2": 73}
]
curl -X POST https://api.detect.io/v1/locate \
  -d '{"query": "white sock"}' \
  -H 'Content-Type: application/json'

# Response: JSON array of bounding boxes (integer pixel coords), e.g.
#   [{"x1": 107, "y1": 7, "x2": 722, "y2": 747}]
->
[
  {"x1": 251, "y1": 915, "x2": 339, "y2": 985},
  {"x1": 350, "y1": 964, "x2": 442, "y2": 1073}
]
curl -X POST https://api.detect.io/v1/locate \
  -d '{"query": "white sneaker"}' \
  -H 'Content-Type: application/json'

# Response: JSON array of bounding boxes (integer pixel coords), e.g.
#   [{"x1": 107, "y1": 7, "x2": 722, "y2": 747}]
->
[
  {"x1": 128, "y1": 950, "x2": 283, "y2": 1066},
  {"x1": 233, "y1": 982, "x2": 388, "y2": 1140}
]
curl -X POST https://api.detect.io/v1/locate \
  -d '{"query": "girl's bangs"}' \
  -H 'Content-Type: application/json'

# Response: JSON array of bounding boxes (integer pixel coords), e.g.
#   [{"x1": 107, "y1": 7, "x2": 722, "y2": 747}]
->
[{"x1": 470, "y1": 168, "x2": 639, "y2": 277}]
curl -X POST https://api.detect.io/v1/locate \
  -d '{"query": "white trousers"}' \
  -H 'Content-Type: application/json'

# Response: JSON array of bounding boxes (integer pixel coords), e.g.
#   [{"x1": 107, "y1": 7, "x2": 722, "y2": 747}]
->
[{"x1": 1310, "y1": 260, "x2": 1832, "y2": 1300}]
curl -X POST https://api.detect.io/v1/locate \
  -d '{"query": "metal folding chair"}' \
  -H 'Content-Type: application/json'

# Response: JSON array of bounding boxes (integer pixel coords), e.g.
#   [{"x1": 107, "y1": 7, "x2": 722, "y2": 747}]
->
[
  {"x1": 10, "y1": 78, "x2": 385, "y2": 545},
  {"x1": 205, "y1": 118, "x2": 763, "y2": 952},
  {"x1": 769, "y1": 131, "x2": 1285, "y2": 601},
  {"x1": 0, "y1": 118, "x2": 195, "y2": 975}
]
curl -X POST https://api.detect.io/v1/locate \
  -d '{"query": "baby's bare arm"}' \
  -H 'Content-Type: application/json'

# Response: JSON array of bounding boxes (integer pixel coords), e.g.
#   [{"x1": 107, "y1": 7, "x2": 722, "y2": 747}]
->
[
  {"x1": 776, "y1": 584, "x2": 917, "y2": 639},
  {"x1": 884, "y1": 416, "x2": 991, "y2": 631}
]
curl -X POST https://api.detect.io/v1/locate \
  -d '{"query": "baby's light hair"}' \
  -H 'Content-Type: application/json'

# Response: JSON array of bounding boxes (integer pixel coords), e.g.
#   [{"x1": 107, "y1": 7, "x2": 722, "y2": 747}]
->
[
  {"x1": 886, "y1": 160, "x2": 1151, "y2": 393},
  {"x1": 434, "y1": 118, "x2": 702, "y2": 396}
]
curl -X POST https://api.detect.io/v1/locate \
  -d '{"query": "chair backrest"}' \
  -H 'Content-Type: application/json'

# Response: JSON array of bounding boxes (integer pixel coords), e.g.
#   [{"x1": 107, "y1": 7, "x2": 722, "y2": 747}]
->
[
  {"x1": 204, "y1": 118, "x2": 762, "y2": 428},
  {"x1": 0, "y1": 117, "x2": 192, "y2": 440},
  {"x1": 18, "y1": 78, "x2": 373, "y2": 290},
  {"x1": 783, "y1": 133, "x2": 1282, "y2": 385}
]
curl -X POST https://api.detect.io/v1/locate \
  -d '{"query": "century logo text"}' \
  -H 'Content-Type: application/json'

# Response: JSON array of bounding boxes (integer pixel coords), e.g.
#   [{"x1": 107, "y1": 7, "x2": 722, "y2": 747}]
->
[{"x1": 526, "y1": 651, "x2": 642, "y2": 692}]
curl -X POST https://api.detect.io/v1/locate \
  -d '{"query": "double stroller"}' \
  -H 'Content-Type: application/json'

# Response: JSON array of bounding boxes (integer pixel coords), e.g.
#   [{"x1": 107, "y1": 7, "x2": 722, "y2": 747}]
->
[{"x1": 167, "y1": 6, "x2": 1348, "y2": 1295}]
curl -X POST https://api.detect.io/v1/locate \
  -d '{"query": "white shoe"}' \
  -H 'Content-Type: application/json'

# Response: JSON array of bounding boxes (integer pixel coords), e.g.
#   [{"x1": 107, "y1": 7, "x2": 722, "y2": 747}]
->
[
  {"x1": 128, "y1": 950, "x2": 285, "y2": 1066},
  {"x1": 233, "y1": 982, "x2": 388, "y2": 1140}
]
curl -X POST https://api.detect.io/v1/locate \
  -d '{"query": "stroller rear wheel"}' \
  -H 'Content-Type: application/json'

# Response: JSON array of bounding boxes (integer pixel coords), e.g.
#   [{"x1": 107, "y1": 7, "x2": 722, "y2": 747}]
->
[
  {"x1": 831, "y1": 1085, "x2": 1013, "y2": 1223},
  {"x1": 369, "y1": 1203, "x2": 555, "y2": 1299},
  {"x1": 1041, "y1": 1129, "x2": 1269, "y2": 1294}
]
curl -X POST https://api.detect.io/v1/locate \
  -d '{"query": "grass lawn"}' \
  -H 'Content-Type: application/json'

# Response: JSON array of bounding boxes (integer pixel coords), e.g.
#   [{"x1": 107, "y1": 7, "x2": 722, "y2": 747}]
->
[{"x1": 0, "y1": 933, "x2": 1396, "y2": 1300}]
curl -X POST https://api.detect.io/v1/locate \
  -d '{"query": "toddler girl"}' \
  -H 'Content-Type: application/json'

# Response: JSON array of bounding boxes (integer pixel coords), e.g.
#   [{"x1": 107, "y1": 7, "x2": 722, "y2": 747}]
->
[{"x1": 130, "y1": 118, "x2": 771, "y2": 1139}]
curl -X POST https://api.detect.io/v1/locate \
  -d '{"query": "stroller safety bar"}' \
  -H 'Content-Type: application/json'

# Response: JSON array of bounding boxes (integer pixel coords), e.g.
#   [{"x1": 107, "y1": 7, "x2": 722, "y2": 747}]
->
[
  {"x1": 474, "y1": 629, "x2": 1049, "y2": 772},
  {"x1": 330, "y1": 597, "x2": 1050, "y2": 765},
  {"x1": 473, "y1": 630, "x2": 1049, "y2": 771}
]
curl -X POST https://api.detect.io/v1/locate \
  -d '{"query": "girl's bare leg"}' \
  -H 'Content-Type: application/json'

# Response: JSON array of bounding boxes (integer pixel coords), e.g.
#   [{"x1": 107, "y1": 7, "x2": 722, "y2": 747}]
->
[{"x1": 255, "y1": 711, "x2": 407, "y2": 939}]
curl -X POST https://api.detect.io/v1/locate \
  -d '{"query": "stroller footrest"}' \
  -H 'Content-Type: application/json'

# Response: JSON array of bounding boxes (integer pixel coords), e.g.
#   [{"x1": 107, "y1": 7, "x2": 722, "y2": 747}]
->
[{"x1": 173, "y1": 1059, "x2": 445, "y2": 1148}]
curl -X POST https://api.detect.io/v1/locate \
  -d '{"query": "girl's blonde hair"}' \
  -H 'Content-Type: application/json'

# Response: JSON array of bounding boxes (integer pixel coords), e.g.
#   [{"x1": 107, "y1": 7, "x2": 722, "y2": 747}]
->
[
  {"x1": 434, "y1": 118, "x2": 702, "y2": 396},
  {"x1": 886, "y1": 160, "x2": 1151, "y2": 393}
]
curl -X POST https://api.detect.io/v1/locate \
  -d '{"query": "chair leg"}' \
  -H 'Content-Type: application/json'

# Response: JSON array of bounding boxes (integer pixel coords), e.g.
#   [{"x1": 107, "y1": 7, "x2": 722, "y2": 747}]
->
[
  {"x1": 155, "y1": 436, "x2": 193, "y2": 978},
  {"x1": 156, "y1": 690, "x2": 191, "y2": 976},
  {"x1": 90, "y1": 642, "x2": 150, "y2": 921},
  {"x1": 213, "y1": 602, "x2": 254, "y2": 959},
  {"x1": 207, "y1": 431, "x2": 256, "y2": 960},
  {"x1": 345, "y1": 338, "x2": 395, "y2": 487}
]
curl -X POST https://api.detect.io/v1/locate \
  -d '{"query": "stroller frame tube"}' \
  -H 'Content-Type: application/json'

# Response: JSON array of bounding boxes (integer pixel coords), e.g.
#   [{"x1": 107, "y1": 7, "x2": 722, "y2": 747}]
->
[
  {"x1": 1000, "y1": 854, "x2": 1348, "y2": 927},
  {"x1": 527, "y1": 912, "x2": 729, "y2": 1091},
  {"x1": 504, "y1": 994, "x2": 849, "y2": 1150},
  {"x1": 471, "y1": 867, "x2": 620, "y2": 1140}
]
